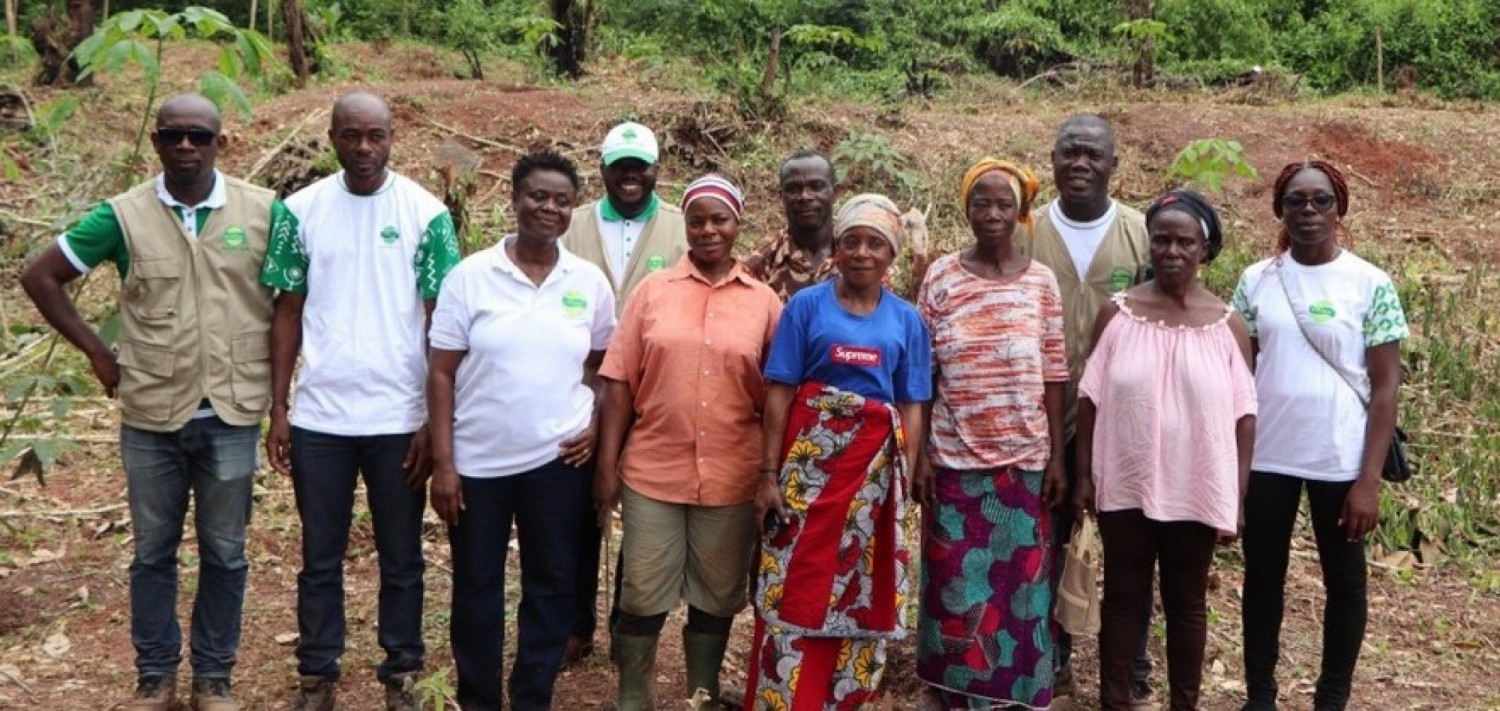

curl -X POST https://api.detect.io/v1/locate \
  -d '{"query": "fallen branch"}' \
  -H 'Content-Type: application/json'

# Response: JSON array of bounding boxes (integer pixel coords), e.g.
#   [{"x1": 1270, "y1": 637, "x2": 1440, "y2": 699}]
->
[
  {"x1": 245, "y1": 108, "x2": 328, "y2": 182},
  {"x1": 1013, "y1": 61, "x2": 1092, "y2": 93},
  {"x1": 0, "y1": 331, "x2": 56, "y2": 376},
  {"x1": 422, "y1": 117, "x2": 526, "y2": 154},
  {"x1": 0, "y1": 664, "x2": 34, "y2": 697},
  {"x1": 1346, "y1": 167, "x2": 1380, "y2": 188},
  {"x1": 0, "y1": 502, "x2": 127, "y2": 518},
  {"x1": 0, "y1": 208, "x2": 54, "y2": 229}
]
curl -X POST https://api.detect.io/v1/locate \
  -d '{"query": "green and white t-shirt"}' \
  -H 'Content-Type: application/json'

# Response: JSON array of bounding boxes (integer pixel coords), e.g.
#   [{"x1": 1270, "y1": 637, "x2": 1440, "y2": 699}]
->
[
  {"x1": 261, "y1": 170, "x2": 461, "y2": 435},
  {"x1": 1232, "y1": 250, "x2": 1409, "y2": 481}
]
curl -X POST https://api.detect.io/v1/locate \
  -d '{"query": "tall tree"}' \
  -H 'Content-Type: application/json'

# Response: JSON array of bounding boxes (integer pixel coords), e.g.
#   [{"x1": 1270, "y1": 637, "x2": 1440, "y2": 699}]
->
[
  {"x1": 548, "y1": 0, "x2": 593, "y2": 77},
  {"x1": 283, "y1": 0, "x2": 309, "y2": 85},
  {"x1": 1127, "y1": 0, "x2": 1155, "y2": 87}
]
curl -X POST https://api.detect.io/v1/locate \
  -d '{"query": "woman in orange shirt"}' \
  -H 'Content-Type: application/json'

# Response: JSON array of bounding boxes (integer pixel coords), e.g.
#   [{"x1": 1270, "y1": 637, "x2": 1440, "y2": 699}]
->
[{"x1": 593, "y1": 175, "x2": 783, "y2": 711}]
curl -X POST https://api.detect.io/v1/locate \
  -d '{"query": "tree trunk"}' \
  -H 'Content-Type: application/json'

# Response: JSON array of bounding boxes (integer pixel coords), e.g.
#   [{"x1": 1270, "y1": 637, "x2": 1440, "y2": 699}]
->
[
  {"x1": 547, "y1": 0, "x2": 592, "y2": 77},
  {"x1": 760, "y1": 27, "x2": 781, "y2": 100},
  {"x1": 249, "y1": 0, "x2": 258, "y2": 33},
  {"x1": 66, "y1": 0, "x2": 96, "y2": 82},
  {"x1": 5, "y1": 0, "x2": 16, "y2": 37},
  {"x1": 267, "y1": 0, "x2": 275, "y2": 42},
  {"x1": 1126, "y1": 0, "x2": 1155, "y2": 88},
  {"x1": 31, "y1": 0, "x2": 95, "y2": 86},
  {"x1": 283, "y1": 0, "x2": 309, "y2": 86}
]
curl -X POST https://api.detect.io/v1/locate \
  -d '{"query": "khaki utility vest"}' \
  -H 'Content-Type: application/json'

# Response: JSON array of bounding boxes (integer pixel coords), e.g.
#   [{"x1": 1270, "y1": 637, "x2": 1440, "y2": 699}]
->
[
  {"x1": 562, "y1": 200, "x2": 687, "y2": 314},
  {"x1": 109, "y1": 176, "x2": 276, "y2": 432},
  {"x1": 1018, "y1": 202, "x2": 1150, "y2": 437}
]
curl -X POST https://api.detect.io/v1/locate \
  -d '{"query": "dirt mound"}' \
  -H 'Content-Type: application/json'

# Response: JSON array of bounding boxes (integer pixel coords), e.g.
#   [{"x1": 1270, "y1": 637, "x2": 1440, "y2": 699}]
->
[{"x1": 1308, "y1": 121, "x2": 1440, "y2": 198}]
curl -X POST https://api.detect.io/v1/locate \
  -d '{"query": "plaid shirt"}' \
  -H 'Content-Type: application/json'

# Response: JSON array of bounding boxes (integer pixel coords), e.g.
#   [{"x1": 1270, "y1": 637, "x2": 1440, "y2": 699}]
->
[{"x1": 743, "y1": 229, "x2": 838, "y2": 302}]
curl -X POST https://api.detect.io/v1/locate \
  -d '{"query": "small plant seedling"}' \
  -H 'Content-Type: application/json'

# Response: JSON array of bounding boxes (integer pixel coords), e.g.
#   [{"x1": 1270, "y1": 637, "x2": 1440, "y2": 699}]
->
[{"x1": 1165, "y1": 138, "x2": 1259, "y2": 195}]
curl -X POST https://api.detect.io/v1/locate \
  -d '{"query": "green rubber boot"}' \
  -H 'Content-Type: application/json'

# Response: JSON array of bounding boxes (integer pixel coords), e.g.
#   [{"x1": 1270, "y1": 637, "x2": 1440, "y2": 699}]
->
[
  {"x1": 614, "y1": 633, "x2": 659, "y2": 711},
  {"x1": 683, "y1": 629, "x2": 730, "y2": 711}
]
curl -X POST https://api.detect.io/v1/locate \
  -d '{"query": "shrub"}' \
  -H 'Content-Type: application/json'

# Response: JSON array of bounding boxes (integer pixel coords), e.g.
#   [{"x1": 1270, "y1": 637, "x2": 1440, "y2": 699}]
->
[{"x1": 1156, "y1": 0, "x2": 1277, "y2": 64}]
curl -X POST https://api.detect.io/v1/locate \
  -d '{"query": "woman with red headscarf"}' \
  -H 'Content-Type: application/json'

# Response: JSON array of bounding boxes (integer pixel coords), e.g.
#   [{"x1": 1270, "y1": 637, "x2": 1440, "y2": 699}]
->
[{"x1": 1231, "y1": 161, "x2": 1407, "y2": 711}]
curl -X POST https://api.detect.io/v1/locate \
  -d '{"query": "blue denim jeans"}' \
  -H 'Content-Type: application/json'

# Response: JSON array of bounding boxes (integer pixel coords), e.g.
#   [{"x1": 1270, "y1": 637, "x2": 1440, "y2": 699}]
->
[
  {"x1": 122, "y1": 416, "x2": 259, "y2": 681},
  {"x1": 449, "y1": 459, "x2": 584, "y2": 711},
  {"x1": 290, "y1": 427, "x2": 425, "y2": 682}
]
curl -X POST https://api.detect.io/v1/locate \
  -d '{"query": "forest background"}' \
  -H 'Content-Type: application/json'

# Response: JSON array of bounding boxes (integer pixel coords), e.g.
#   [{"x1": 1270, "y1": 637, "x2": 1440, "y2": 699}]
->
[{"x1": 0, "y1": 0, "x2": 1497, "y2": 708}]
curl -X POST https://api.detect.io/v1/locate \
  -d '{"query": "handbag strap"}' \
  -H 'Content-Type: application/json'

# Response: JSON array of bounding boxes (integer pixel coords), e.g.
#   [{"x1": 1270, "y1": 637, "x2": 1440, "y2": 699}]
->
[{"x1": 1272, "y1": 257, "x2": 1371, "y2": 408}]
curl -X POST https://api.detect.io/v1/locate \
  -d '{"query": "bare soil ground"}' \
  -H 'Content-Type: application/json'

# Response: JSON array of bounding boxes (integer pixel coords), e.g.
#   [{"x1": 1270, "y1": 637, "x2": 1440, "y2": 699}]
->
[{"x1": 3, "y1": 44, "x2": 1499, "y2": 710}]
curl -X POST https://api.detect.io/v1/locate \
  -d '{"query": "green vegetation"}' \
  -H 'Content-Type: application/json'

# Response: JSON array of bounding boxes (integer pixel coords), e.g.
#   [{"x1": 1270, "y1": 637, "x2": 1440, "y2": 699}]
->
[
  {"x1": 32, "y1": 0, "x2": 1495, "y2": 98},
  {"x1": 1165, "y1": 139, "x2": 1259, "y2": 195},
  {"x1": 1, "y1": 2, "x2": 1496, "y2": 569},
  {"x1": 73, "y1": 6, "x2": 275, "y2": 163}
]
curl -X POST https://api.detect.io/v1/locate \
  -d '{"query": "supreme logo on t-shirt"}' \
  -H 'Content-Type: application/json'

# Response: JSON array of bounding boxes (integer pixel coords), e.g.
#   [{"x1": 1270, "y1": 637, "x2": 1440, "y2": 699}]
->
[{"x1": 830, "y1": 344, "x2": 882, "y2": 367}]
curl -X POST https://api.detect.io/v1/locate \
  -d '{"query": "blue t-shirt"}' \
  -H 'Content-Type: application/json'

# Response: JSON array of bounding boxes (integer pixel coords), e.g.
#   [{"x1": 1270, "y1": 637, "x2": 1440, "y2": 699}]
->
[{"x1": 764, "y1": 280, "x2": 933, "y2": 403}]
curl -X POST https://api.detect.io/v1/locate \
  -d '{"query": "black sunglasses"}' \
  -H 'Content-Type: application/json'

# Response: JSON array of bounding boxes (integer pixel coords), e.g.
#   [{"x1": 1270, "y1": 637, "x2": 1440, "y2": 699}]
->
[
  {"x1": 1280, "y1": 193, "x2": 1338, "y2": 213},
  {"x1": 155, "y1": 128, "x2": 218, "y2": 147}
]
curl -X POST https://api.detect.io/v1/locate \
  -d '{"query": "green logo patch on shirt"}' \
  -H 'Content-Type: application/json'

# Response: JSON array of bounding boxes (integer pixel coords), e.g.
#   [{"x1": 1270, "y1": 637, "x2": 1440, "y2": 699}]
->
[
  {"x1": 1108, "y1": 267, "x2": 1133, "y2": 293},
  {"x1": 222, "y1": 226, "x2": 248, "y2": 251},
  {"x1": 380, "y1": 226, "x2": 400, "y2": 246},
  {"x1": 1309, "y1": 300, "x2": 1337, "y2": 324},
  {"x1": 646, "y1": 254, "x2": 668, "y2": 272},
  {"x1": 561, "y1": 290, "x2": 589, "y2": 318}
]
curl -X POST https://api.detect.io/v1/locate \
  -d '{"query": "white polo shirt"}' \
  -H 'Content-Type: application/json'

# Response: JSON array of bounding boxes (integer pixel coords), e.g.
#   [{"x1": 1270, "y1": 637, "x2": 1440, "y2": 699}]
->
[
  {"x1": 429, "y1": 237, "x2": 616, "y2": 478},
  {"x1": 263, "y1": 171, "x2": 461, "y2": 436}
]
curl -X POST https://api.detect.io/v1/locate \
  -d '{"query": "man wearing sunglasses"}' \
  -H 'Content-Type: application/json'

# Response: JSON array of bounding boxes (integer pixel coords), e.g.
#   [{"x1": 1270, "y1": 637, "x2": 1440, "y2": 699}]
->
[
  {"x1": 21, "y1": 94, "x2": 294, "y2": 711},
  {"x1": 261, "y1": 91, "x2": 460, "y2": 711}
]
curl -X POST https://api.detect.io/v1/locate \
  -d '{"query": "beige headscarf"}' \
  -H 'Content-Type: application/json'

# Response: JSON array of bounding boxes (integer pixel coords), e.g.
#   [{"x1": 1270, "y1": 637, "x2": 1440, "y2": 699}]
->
[{"x1": 833, "y1": 193, "x2": 905, "y2": 255}]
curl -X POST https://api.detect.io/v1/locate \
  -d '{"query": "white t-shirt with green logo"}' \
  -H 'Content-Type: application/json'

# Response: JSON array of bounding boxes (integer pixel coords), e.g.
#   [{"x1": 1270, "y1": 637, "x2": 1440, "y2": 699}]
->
[
  {"x1": 1232, "y1": 251, "x2": 1409, "y2": 481},
  {"x1": 261, "y1": 171, "x2": 461, "y2": 436},
  {"x1": 428, "y1": 237, "x2": 616, "y2": 478}
]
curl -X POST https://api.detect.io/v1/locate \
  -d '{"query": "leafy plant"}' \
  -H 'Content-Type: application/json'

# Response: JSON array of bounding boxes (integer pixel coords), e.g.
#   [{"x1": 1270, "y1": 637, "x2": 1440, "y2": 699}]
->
[
  {"x1": 957, "y1": 5, "x2": 1070, "y2": 77},
  {"x1": 430, "y1": 0, "x2": 560, "y2": 79},
  {"x1": 304, "y1": 1, "x2": 347, "y2": 42},
  {"x1": 1155, "y1": 0, "x2": 1275, "y2": 66},
  {"x1": 25, "y1": 96, "x2": 79, "y2": 148},
  {"x1": 0, "y1": 331, "x2": 95, "y2": 485},
  {"x1": 1, "y1": 33, "x2": 36, "y2": 69},
  {"x1": 1112, "y1": 18, "x2": 1169, "y2": 86},
  {"x1": 414, "y1": 669, "x2": 458, "y2": 710},
  {"x1": 430, "y1": 0, "x2": 502, "y2": 79},
  {"x1": 1164, "y1": 138, "x2": 1259, "y2": 195},
  {"x1": 71, "y1": 6, "x2": 276, "y2": 168},
  {"x1": 833, "y1": 132, "x2": 922, "y2": 203}
]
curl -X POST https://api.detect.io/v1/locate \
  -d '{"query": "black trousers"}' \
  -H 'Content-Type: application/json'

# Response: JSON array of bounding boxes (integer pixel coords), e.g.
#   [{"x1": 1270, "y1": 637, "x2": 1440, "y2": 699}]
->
[
  {"x1": 290, "y1": 428, "x2": 425, "y2": 681},
  {"x1": 1052, "y1": 437, "x2": 1153, "y2": 685},
  {"x1": 449, "y1": 460, "x2": 585, "y2": 710},
  {"x1": 1241, "y1": 471, "x2": 1368, "y2": 711},
  {"x1": 1098, "y1": 510, "x2": 1218, "y2": 711}
]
